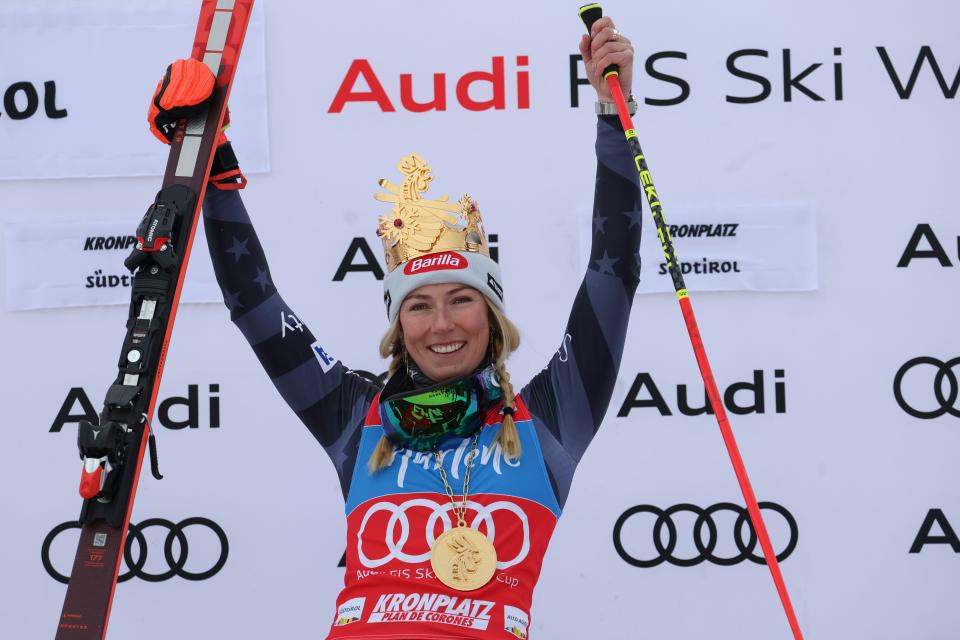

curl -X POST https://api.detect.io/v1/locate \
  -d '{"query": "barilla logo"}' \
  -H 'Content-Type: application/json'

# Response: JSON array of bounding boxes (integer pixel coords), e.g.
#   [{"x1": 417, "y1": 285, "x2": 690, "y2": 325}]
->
[{"x1": 404, "y1": 251, "x2": 466, "y2": 275}]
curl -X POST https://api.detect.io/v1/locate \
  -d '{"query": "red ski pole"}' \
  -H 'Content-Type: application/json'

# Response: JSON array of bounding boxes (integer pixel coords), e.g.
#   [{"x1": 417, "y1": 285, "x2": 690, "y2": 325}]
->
[{"x1": 578, "y1": 4, "x2": 803, "y2": 638}]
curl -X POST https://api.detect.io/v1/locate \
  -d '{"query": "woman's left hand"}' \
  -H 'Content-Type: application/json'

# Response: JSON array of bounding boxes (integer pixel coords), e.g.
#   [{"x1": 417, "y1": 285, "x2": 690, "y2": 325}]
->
[{"x1": 578, "y1": 15, "x2": 634, "y2": 103}]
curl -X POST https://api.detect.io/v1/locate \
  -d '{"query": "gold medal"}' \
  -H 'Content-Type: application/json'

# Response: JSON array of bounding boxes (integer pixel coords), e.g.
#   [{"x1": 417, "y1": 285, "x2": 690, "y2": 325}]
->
[
  {"x1": 432, "y1": 433, "x2": 496, "y2": 590},
  {"x1": 430, "y1": 526, "x2": 497, "y2": 591}
]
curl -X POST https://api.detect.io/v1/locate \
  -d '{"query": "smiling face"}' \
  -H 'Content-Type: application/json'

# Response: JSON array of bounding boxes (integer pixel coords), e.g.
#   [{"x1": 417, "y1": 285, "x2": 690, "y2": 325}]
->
[{"x1": 399, "y1": 283, "x2": 490, "y2": 383}]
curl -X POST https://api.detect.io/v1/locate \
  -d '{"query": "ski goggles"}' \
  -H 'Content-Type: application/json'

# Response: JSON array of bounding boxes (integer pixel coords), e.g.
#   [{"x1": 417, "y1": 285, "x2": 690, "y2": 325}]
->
[{"x1": 379, "y1": 365, "x2": 503, "y2": 452}]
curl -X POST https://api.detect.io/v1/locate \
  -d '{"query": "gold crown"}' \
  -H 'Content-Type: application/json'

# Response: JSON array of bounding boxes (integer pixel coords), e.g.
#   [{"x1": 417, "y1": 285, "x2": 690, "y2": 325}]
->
[{"x1": 375, "y1": 153, "x2": 490, "y2": 272}]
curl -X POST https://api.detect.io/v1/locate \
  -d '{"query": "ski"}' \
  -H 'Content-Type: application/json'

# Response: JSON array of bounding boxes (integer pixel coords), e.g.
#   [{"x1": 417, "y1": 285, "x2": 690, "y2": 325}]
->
[{"x1": 55, "y1": 2, "x2": 254, "y2": 638}]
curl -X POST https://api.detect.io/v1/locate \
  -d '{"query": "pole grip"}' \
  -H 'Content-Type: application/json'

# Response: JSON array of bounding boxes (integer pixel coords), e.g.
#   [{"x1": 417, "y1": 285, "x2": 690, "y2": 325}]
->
[{"x1": 578, "y1": 3, "x2": 619, "y2": 78}]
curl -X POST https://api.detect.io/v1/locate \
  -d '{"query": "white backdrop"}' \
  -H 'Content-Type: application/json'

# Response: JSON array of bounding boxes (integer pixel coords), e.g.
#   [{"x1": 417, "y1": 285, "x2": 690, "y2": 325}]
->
[{"x1": 1, "y1": 1, "x2": 958, "y2": 639}]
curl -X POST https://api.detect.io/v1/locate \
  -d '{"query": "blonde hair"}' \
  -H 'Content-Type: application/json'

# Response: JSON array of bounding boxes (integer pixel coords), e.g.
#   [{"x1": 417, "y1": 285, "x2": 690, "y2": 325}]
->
[{"x1": 368, "y1": 299, "x2": 522, "y2": 473}]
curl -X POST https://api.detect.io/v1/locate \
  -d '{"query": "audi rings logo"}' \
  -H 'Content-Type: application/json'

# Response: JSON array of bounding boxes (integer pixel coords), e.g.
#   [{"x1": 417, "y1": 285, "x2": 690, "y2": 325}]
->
[
  {"x1": 894, "y1": 357, "x2": 960, "y2": 419},
  {"x1": 613, "y1": 502, "x2": 798, "y2": 567},
  {"x1": 358, "y1": 498, "x2": 530, "y2": 570},
  {"x1": 42, "y1": 518, "x2": 228, "y2": 583}
]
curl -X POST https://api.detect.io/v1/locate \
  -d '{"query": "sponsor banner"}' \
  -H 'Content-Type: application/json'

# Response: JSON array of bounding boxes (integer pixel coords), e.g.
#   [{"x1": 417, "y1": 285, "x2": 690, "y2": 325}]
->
[
  {"x1": 42, "y1": 517, "x2": 229, "y2": 584},
  {"x1": 503, "y1": 605, "x2": 530, "y2": 639},
  {"x1": 897, "y1": 223, "x2": 960, "y2": 268},
  {"x1": 49, "y1": 383, "x2": 222, "y2": 433},
  {"x1": 3, "y1": 218, "x2": 220, "y2": 310},
  {"x1": 579, "y1": 203, "x2": 818, "y2": 293},
  {"x1": 334, "y1": 597, "x2": 365, "y2": 627},
  {"x1": 910, "y1": 509, "x2": 960, "y2": 554},
  {"x1": 0, "y1": 1, "x2": 269, "y2": 180},
  {"x1": 615, "y1": 368, "x2": 787, "y2": 418},
  {"x1": 893, "y1": 356, "x2": 960, "y2": 420},
  {"x1": 368, "y1": 592, "x2": 493, "y2": 630},
  {"x1": 612, "y1": 502, "x2": 798, "y2": 568}
]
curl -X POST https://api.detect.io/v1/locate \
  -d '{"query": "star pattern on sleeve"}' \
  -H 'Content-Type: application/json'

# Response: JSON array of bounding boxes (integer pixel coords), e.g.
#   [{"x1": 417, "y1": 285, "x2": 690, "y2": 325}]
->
[
  {"x1": 592, "y1": 250, "x2": 620, "y2": 276},
  {"x1": 252, "y1": 266, "x2": 273, "y2": 293},
  {"x1": 223, "y1": 289, "x2": 244, "y2": 311},
  {"x1": 593, "y1": 214, "x2": 608, "y2": 235},
  {"x1": 224, "y1": 236, "x2": 251, "y2": 263},
  {"x1": 620, "y1": 207, "x2": 643, "y2": 230}
]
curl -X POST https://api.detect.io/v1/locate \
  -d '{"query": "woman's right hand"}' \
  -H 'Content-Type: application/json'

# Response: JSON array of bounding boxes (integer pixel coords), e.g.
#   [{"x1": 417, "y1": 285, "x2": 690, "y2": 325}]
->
[
  {"x1": 148, "y1": 59, "x2": 245, "y2": 189},
  {"x1": 148, "y1": 58, "x2": 216, "y2": 144}
]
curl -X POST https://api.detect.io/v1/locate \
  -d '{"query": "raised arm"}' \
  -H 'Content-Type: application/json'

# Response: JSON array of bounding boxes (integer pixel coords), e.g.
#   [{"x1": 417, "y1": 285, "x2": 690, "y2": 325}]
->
[
  {"x1": 521, "y1": 17, "x2": 641, "y2": 508},
  {"x1": 202, "y1": 187, "x2": 378, "y2": 497},
  {"x1": 147, "y1": 58, "x2": 378, "y2": 496}
]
